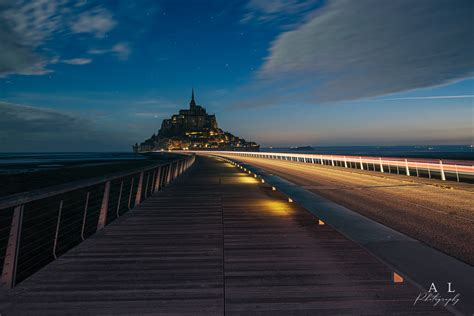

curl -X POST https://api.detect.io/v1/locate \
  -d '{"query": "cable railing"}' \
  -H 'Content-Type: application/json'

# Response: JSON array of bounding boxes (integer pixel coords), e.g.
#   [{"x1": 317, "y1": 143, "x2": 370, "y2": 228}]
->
[
  {"x1": 198, "y1": 151, "x2": 473, "y2": 183},
  {"x1": 0, "y1": 154, "x2": 195, "y2": 289}
]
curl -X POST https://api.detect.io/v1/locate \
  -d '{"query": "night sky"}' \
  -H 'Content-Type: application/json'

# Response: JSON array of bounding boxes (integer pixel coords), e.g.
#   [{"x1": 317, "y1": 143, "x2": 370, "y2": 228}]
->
[{"x1": 0, "y1": 0, "x2": 472, "y2": 151}]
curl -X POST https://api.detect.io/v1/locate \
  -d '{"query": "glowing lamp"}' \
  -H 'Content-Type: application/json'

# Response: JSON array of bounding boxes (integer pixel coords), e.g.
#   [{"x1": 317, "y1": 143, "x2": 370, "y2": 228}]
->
[
  {"x1": 261, "y1": 179, "x2": 265, "y2": 183},
  {"x1": 272, "y1": 186, "x2": 276, "y2": 191},
  {"x1": 288, "y1": 198, "x2": 293, "y2": 203},
  {"x1": 318, "y1": 220, "x2": 325, "y2": 225},
  {"x1": 393, "y1": 272, "x2": 404, "y2": 283}
]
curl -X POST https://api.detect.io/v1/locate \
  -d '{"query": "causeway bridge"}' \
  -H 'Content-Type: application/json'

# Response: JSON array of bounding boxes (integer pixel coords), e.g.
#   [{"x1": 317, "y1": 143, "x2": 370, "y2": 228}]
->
[{"x1": 0, "y1": 153, "x2": 472, "y2": 315}]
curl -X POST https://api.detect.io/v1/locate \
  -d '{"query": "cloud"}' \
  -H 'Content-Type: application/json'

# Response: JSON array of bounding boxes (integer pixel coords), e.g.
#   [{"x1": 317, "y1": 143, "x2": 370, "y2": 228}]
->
[
  {"x1": 62, "y1": 58, "x2": 92, "y2": 65},
  {"x1": 70, "y1": 7, "x2": 116, "y2": 38},
  {"x1": 0, "y1": 102, "x2": 129, "y2": 151},
  {"x1": 256, "y1": 0, "x2": 474, "y2": 105},
  {"x1": 242, "y1": 0, "x2": 320, "y2": 24},
  {"x1": 133, "y1": 112, "x2": 164, "y2": 118},
  {"x1": 377, "y1": 95, "x2": 474, "y2": 102},
  {"x1": 88, "y1": 42, "x2": 131, "y2": 60},
  {"x1": 0, "y1": 0, "x2": 65, "y2": 77},
  {"x1": 0, "y1": 102, "x2": 85, "y2": 132},
  {"x1": 0, "y1": 2, "x2": 121, "y2": 77}
]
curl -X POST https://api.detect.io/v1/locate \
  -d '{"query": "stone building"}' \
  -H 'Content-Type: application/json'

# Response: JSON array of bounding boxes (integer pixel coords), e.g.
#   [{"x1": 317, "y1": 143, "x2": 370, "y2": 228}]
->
[{"x1": 133, "y1": 90, "x2": 259, "y2": 152}]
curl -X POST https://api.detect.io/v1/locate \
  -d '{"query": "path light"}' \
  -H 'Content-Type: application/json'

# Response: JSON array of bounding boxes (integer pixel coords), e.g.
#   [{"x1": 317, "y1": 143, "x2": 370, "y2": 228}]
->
[
  {"x1": 288, "y1": 198, "x2": 293, "y2": 203},
  {"x1": 318, "y1": 220, "x2": 325, "y2": 225},
  {"x1": 261, "y1": 179, "x2": 265, "y2": 183},
  {"x1": 393, "y1": 272, "x2": 404, "y2": 283},
  {"x1": 254, "y1": 174, "x2": 257, "y2": 178},
  {"x1": 272, "y1": 186, "x2": 276, "y2": 191}
]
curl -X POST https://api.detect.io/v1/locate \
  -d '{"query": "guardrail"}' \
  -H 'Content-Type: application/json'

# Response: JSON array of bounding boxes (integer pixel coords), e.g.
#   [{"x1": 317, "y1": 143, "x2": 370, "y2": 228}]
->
[
  {"x1": 197, "y1": 151, "x2": 473, "y2": 183},
  {"x1": 0, "y1": 154, "x2": 195, "y2": 289}
]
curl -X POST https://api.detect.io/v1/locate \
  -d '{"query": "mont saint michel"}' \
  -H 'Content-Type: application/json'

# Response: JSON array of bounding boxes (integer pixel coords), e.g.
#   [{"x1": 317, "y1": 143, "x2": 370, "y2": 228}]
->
[{"x1": 133, "y1": 90, "x2": 259, "y2": 152}]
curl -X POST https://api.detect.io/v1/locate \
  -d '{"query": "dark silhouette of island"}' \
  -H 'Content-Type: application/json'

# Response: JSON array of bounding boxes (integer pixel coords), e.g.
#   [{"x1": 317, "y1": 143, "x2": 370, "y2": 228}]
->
[{"x1": 133, "y1": 89, "x2": 259, "y2": 152}]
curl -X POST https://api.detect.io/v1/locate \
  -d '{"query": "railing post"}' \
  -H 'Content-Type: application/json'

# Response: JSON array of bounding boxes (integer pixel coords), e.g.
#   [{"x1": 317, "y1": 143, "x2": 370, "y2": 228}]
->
[
  {"x1": 331, "y1": 155, "x2": 335, "y2": 166},
  {"x1": 405, "y1": 159, "x2": 410, "y2": 176},
  {"x1": 379, "y1": 157, "x2": 384, "y2": 173},
  {"x1": 116, "y1": 181, "x2": 123, "y2": 218},
  {"x1": 174, "y1": 161, "x2": 179, "y2": 179},
  {"x1": 144, "y1": 173, "x2": 150, "y2": 199},
  {"x1": 128, "y1": 177, "x2": 135, "y2": 210},
  {"x1": 439, "y1": 160, "x2": 446, "y2": 181},
  {"x1": 359, "y1": 157, "x2": 364, "y2": 170},
  {"x1": 81, "y1": 192, "x2": 90, "y2": 240},
  {"x1": 1, "y1": 205, "x2": 24, "y2": 289},
  {"x1": 53, "y1": 200, "x2": 64, "y2": 259},
  {"x1": 135, "y1": 172, "x2": 144, "y2": 206},
  {"x1": 150, "y1": 170, "x2": 157, "y2": 194},
  {"x1": 455, "y1": 165, "x2": 459, "y2": 182},
  {"x1": 97, "y1": 181, "x2": 111, "y2": 231},
  {"x1": 344, "y1": 156, "x2": 348, "y2": 168},
  {"x1": 166, "y1": 164, "x2": 172, "y2": 184},
  {"x1": 154, "y1": 167, "x2": 162, "y2": 193}
]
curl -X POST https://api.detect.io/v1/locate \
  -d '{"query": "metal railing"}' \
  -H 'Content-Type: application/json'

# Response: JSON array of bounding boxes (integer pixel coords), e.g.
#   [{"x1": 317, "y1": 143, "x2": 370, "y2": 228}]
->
[
  {"x1": 0, "y1": 155, "x2": 195, "y2": 289},
  {"x1": 198, "y1": 151, "x2": 473, "y2": 183}
]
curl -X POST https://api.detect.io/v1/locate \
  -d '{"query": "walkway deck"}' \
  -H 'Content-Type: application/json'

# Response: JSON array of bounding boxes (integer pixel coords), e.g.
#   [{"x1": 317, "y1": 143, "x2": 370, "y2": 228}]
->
[{"x1": 0, "y1": 156, "x2": 448, "y2": 315}]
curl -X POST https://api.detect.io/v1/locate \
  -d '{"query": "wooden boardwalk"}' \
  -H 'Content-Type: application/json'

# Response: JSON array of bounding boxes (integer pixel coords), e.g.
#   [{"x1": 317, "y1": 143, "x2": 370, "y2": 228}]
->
[{"x1": 0, "y1": 156, "x2": 448, "y2": 315}]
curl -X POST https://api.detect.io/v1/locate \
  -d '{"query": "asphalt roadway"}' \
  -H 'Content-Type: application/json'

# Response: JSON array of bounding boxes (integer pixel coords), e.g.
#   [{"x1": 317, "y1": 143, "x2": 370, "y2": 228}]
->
[{"x1": 226, "y1": 156, "x2": 474, "y2": 266}]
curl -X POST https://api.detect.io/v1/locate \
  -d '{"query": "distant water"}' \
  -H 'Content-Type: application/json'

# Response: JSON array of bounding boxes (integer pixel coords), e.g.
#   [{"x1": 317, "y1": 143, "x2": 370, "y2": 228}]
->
[
  {"x1": 261, "y1": 145, "x2": 474, "y2": 161},
  {"x1": 1, "y1": 146, "x2": 472, "y2": 175},
  {"x1": 0, "y1": 152, "x2": 147, "y2": 174}
]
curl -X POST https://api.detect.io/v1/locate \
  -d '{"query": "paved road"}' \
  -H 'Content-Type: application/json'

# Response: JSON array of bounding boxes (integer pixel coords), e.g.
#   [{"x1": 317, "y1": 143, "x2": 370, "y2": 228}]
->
[
  {"x1": 224, "y1": 156, "x2": 474, "y2": 266},
  {"x1": 0, "y1": 156, "x2": 447, "y2": 315}
]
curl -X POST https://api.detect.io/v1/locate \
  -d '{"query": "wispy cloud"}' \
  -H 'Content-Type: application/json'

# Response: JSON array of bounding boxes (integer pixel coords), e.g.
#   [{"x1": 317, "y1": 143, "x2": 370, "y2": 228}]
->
[
  {"x1": 88, "y1": 42, "x2": 131, "y2": 60},
  {"x1": 242, "y1": 0, "x2": 320, "y2": 25},
  {"x1": 250, "y1": 0, "x2": 474, "y2": 106},
  {"x1": 133, "y1": 112, "x2": 165, "y2": 118},
  {"x1": 70, "y1": 7, "x2": 116, "y2": 38},
  {"x1": 0, "y1": 101, "x2": 131, "y2": 151},
  {"x1": 0, "y1": 0, "x2": 66, "y2": 77},
  {"x1": 377, "y1": 95, "x2": 474, "y2": 101},
  {"x1": 62, "y1": 58, "x2": 92, "y2": 65},
  {"x1": 0, "y1": 1, "x2": 120, "y2": 77}
]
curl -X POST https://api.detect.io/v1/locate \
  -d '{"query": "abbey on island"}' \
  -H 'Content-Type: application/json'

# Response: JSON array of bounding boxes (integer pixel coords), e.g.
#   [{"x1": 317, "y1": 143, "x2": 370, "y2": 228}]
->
[{"x1": 133, "y1": 90, "x2": 259, "y2": 152}]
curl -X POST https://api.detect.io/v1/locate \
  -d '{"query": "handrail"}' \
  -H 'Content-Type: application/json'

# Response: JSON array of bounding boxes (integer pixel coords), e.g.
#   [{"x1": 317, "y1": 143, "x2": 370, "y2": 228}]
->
[
  {"x1": 0, "y1": 162, "x2": 165, "y2": 211},
  {"x1": 186, "y1": 150, "x2": 473, "y2": 183},
  {"x1": 0, "y1": 154, "x2": 196, "y2": 289}
]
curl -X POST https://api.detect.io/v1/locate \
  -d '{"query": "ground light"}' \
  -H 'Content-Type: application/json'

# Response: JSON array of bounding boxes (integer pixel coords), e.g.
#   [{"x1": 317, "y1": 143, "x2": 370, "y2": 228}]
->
[
  {"x1": 272, "y1": 186, "x2": 276, "y2": 191},
  {"x1": 261, "y1": 179, "x2": 265, "y2": 183},
  {"x1": 288, "y1": 198, "x2": 293, "y2": 203},
  {"x1": 318, "y1": 220, "x2": 325, "y2": 225},
  {"x1": 393, "y1": 272, "x2": 404, "y2": 283}
]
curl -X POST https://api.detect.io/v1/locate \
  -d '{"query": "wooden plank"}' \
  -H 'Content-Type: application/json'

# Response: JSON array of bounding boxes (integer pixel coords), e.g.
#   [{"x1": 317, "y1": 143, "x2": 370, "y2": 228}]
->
[{"x1": 0, "y1": 157, "x2": 450, "y2": 315}]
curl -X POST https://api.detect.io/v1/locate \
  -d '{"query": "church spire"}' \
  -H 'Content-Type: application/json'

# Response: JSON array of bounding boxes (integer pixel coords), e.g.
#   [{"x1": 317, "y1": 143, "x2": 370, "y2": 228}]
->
[{"x1": 190, "y1": 88, "x2": 196, "y2": 108}]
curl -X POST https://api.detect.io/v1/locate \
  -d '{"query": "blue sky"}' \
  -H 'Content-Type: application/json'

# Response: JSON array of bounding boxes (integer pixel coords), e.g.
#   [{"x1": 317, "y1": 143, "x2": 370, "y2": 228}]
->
[{"x1": 0, "y1": 0, "x2": 472, "y2": 151}]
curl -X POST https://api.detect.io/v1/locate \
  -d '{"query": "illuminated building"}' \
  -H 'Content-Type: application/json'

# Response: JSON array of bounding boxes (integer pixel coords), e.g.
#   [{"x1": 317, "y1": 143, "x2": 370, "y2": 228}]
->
[{"x1": 133, "y1": 89, "x2": 259, "y2": 152}]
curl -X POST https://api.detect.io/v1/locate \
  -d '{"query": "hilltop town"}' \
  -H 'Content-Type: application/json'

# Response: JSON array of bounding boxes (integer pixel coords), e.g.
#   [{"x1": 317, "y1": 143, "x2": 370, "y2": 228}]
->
[{"x1": 133, "y1": 90, "x2": 259, "y2": 152}]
